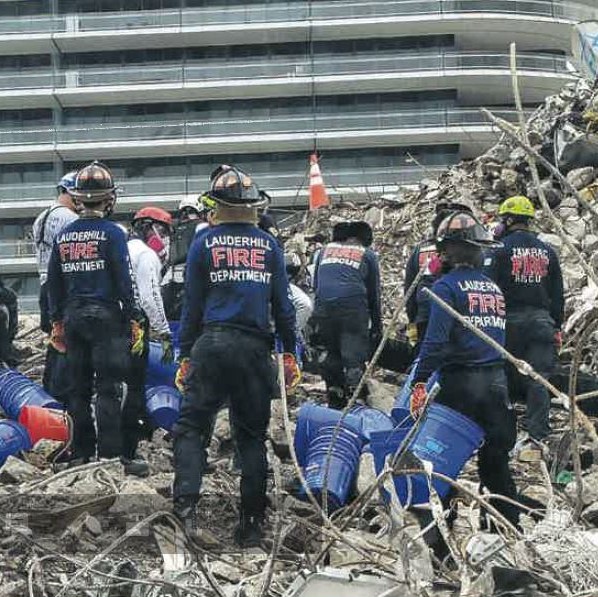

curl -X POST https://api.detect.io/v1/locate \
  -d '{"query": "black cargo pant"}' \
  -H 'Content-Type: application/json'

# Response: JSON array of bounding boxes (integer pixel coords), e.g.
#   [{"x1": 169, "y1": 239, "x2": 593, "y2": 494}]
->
[
  {"x1": 313, "y1": 302, "x2": 370, "y2": 405},
  {"x1": 419, "y1": 365, "x2": 519, "y2": 555},
  {"x1": 173, "y1": 326, "x2": 275, "y2": 517},
  {"x1": 0, "y1": 304, "x2": 12, "y2": 366},
  {"x1": 64, "y1": 300, "x2": 130, "y2": 459},
  {"x1": 122, "y1": 315, "x2": 151, "y2": 460},
  {"x1": 505, "y1": 308, "x2": 556, "y2": 440}
]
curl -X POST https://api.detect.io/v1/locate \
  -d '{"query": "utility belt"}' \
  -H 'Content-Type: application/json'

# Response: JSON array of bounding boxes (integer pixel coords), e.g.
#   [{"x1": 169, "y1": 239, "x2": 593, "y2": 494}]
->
[
  {"x1": 203, "y1": 322, "x2": 273, "y2": 346},
  {"x1": 442, "y1": 361, "x2": 504, "y2": 374}
]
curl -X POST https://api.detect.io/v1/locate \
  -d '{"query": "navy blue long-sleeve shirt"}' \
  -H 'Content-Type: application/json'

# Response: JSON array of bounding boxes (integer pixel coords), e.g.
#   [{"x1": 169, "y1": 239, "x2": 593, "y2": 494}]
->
[
  {"x1": 486, "y1": 230, "x2": 564, "y2": 329},
  {"x1": 47, "y1": 217, "x2": 135, "y2": 321},
  {"x1": 313, "y1": 241, "x2": 382, "y2": 333},
  {"x1": 179, "y1": 223, "x2": 296, "y2": 358},
  {"x1": 413, "y1": 267, "x2": 506, "y2": 383}
]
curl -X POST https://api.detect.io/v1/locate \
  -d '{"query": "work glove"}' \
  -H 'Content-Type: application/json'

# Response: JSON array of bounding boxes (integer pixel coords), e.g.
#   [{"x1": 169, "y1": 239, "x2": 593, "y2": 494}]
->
[
  {"x1": 160, "y1": 334, "x2": 174, "y2": 365},
  {"x1": 130, "y1": 320, "x2": 145, "y2": 356},
  {"x1": 554, "y1": 330, "x2": 563, "y2": 351},
  {"x1": 49, "y1": 321, "x2": 67, "y2": 354},
  {"x1": 283, "y1": 353, "x2": 301, "y2": 393},
  {"x1": 409, "y1": 382, "x2": 428, "y2": 419},
  {"x1": 406, "y1": 323, "x2": 418, "y2": 347},
  {"x1": 175, "y1": 358, "x2": 191, "y2": 393}
]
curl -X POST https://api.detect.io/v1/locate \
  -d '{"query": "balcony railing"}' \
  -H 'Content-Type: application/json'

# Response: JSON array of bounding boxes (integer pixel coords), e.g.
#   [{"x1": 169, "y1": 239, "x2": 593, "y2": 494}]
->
[
  {"x1": 0, "y1": 0, "x2": 593, "y2": 36},
  {"x1": 0, "y1": 164, "x2": 446, "y2": 214},
  {"x1": 0, "y1": 107, "x2": 520, "y2": 147},
  {"x1": 0, "y1": 51, "x2": 570, "y2": 91},
  {"x1": 0, "y1": 239, "x2": 36, "y2": 258}
]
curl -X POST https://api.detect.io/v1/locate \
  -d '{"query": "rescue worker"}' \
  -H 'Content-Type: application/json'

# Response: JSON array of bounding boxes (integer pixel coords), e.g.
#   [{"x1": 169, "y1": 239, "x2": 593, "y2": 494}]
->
[
  {"x1": 312, "y1": 221, "x2": 381, "y2": 409},
  {"x1": 0, "y1": 276, "x2": 18, "y2": 368},
  {"x1": 285, "y1": 252, "x2": 313, "y2": 338},
  {"x1": 47, "y1": 161, "x2": 135, "y2": 468},
  {"x1": 487, "y1": 195, "x2": 564, "y2": 446},
  {"x1": 33, "y1": 172, "x2": 79, "y2": 400},
  {"x1": 162, "y1": 195, "x2": 211, "y2": 320},
  {"x1": 409, "y1": 211, "x2": 520, "y2": 554},
  {"x1": 172, "y1": 165, "x2": 299, "y2": 547},
  {"x1": 124, "y1": 206, "x2": 175, "y2": 476},
  {"x1": 404, "y1": 197, "x2": 473, "y2": 350}
]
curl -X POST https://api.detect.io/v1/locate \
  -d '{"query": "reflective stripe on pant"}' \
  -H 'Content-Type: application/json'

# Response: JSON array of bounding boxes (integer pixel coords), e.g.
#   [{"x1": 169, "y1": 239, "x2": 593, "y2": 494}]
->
[
  {"x1": 172, "y1": 327, "x2": 275, "y2": 516},
  {"x1": 64, "y1": 300, "x2": 129, "y2": 459}
]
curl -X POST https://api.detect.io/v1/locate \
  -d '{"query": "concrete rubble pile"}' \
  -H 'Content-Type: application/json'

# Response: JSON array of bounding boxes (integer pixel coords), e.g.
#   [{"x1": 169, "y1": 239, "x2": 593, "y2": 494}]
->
[{"x1": 5, "y1": 79, "x2": 598, "y2": 596}]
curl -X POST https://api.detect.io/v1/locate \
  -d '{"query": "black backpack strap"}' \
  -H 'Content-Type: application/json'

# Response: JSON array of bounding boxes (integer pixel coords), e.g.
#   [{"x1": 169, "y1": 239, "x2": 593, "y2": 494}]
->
[{"x1": 34, "y1": 205, "x2": 61, "y2": 248}]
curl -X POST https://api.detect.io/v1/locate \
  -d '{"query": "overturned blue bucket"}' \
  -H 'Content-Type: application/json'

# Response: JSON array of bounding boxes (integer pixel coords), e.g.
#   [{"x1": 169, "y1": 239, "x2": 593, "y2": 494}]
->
[
  {"x1": 371, "y1": 403, "x2": 484, "y2": 506},
  {"x1": 349, "y1": 405, "x2": 395, "y2": 443},
  {"x1": 294, "y1": 403, "x2": 363, "y2": 467},
  {"x1": 146, "y1": 342, "x2": 179, "y2": 388},
  {"x1": 0, "y1": 420, "x2": 32, "y2": 466},
  {"x1": 301, "y1": 424, "x2": 365, "y2": 510},
  {"x1": 0, "y1": 368, "x2": 63, "y2": 419},
  {"x1": 146, "y1": 385, "x2": 182, "y2": 431}
]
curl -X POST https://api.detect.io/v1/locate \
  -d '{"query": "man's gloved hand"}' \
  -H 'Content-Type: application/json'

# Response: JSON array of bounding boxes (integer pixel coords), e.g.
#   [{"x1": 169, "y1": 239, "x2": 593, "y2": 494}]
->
[
  {"x1": 160, "y1": 334, "x2": 174, "y2": 364},
  {"x1": 283, "y1": 353, "x2": 301, "y2": 392},
  {"x1": 50, "y1": 321, "x2": 67, "y2": 354},
  {"x1": 407, "y1": 323, "x2": 418, "y2": 347},
  {"x1": 175, "y1": 358, "x2": 191, "y2": 393},
  {"x1": 554, "y1": 330, "x2": 563, "y2": 351},
  {"x1": 409, "y1": 382, "x2": 428, "y2": 418},
  {"x1": 130, "y1": 320, "x2": 145, "y2": 356}
]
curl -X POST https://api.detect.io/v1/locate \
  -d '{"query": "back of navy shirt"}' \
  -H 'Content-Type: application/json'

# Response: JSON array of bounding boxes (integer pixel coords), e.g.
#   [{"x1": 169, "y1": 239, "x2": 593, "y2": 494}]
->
[
  {"x1": 314, "y1": 241, "x2": 382, "y2": 330},
  {"x1": 413, "y1": 267, "x2": 505, "y2": 383},
  {"x1": 179, "y1": 223, "x2": 296, "y2": 357},
  {"x1": 486, "y1": 230, "x2": 564, "y2": 328},
  {"x1": 47, "y1": 217, "x2": 134, "y2": 320}
]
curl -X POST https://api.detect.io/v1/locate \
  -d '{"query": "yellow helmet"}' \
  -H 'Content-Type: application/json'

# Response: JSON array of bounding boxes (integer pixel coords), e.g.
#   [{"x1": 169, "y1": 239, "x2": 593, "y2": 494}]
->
[
  {"x1": 498, "y1": 195, "x2": 535, "y2": 218},
  {"x1": 199, "y1": 192, "x2": 216, "y2": 211}
]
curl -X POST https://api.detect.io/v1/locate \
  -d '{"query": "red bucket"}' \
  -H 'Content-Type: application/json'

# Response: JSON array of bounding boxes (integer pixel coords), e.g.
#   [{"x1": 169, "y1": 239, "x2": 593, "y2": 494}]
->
[{"x1": 18, "y1": 405, "x2": 69, "y2": 445}]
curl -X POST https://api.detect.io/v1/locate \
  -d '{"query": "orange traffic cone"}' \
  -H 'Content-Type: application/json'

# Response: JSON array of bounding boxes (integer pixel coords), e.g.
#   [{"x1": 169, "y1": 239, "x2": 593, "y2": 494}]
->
[{"x1": 308, "y1": 153, "x2": 330, "y2": 210}]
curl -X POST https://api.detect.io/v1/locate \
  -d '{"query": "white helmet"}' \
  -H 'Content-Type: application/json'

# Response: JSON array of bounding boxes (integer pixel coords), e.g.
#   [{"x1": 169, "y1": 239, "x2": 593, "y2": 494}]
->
[{"x1": 178, "y1": 196, "x2": 204, "y2": 215}]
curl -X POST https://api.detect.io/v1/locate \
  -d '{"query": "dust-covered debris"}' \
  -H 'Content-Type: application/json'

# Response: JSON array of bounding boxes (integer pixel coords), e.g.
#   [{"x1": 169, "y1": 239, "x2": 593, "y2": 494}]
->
[{"x1": 5, "y1": 78, "x2": 598, "y2": 596}]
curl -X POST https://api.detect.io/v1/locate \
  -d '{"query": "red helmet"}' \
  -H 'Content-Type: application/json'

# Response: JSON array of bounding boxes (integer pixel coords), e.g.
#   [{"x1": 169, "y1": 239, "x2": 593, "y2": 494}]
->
[{"x1": 132, "y1": 206, "x2": 173, "y2": 229}]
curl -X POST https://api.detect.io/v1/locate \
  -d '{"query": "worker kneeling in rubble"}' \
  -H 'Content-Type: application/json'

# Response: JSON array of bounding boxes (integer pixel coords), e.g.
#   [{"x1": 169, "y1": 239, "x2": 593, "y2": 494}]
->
[
  {"x1": 409, "y1": 211, "x2": 521, "y2": 554},
  {"x1": 312, "y1": 221, "x2": 381, "y2": 409},
  {"x1": 172, "y1": 165, "x2": 299, "y2": 547},
  {"x1": 486, "y1": 195, "x2": 564, "y2": 452},
  {"x1": 47, "y1": 161, "x2": 135, "y2": 468}
]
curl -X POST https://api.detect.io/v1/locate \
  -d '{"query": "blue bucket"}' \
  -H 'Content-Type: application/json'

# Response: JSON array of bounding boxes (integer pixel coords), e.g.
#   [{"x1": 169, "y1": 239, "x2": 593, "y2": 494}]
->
[
  {"x1": 0, "y1": 420, "x2": 32, "y2": 466},
  {"x1": 0, "y1": 369, "x2": 63, "y2": 419},
  {"x1": 146, "y1": 385, "x2": 182, "y2": 431},
  {"x1": 301, "y1": 424, "x2": 365, "y2": 510},
  {"x1": 371, "y1": 403, "x2": 484, "y2": 506},
  {"x1": 349, "y1": 405, "x2": 395, "y2": 442},
  {"x1": 391, "y1": 364, "x2": 439, "y2": 422},
  {"x1": 146, "y1": 341, "x2": 179, "y2": 388},
  {"x1": 294, "y1": 403, "x2": 363, "y2": 467}
]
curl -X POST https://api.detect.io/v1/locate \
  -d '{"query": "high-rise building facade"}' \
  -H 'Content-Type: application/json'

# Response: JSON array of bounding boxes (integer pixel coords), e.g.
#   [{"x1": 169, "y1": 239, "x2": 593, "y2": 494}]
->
[{"x1": 0, "y1": 0, "x2": 594, "y2": 309}]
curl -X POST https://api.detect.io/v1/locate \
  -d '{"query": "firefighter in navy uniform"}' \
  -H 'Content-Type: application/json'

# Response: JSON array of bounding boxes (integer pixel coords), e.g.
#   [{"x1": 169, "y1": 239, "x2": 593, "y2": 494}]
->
[
  {"x1": 47, "y1": 161, "x2": 137, "y2": 470},
  {"x1": 172, "y1": 166, "x2": 299, "y2": 547},
  {"x1": 0, "y1": 276, "x2": 18, "y2": 368},
  {"x1": 312, "y1": 221, "x2": 381, "y2": 409},
  {"x1": 410, "y1": 212, "x2": 520, "y2": 554},
  {"x1": 404, "y1": 197, "x2": 474, "y2": 350},
  {"x1": 487, "y1": 195, "x2": 564, "y2": 447}
]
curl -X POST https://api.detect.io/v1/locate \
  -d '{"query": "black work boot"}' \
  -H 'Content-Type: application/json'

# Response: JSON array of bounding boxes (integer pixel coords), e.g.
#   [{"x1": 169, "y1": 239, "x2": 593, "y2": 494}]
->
[
  {"x1": 234, "y1": 512, "x2": 264, "y2": 548},
  {"x1": 121, "y1": 455, "x2": 150, "y2": 478},
  {"x1": 173, "y1": 496, "x2": 199, "y2": 534}
]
